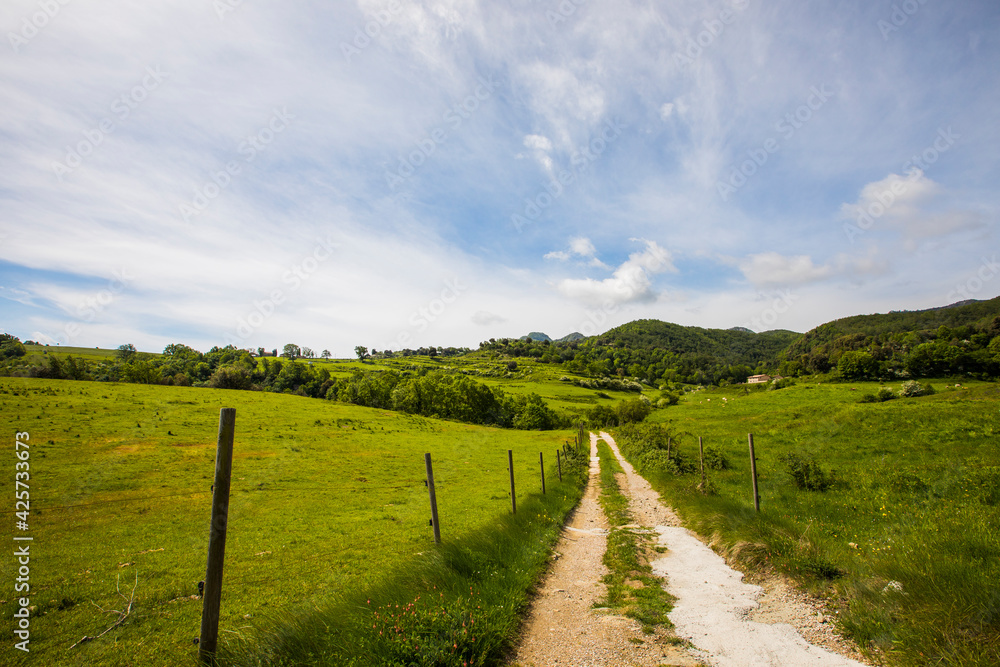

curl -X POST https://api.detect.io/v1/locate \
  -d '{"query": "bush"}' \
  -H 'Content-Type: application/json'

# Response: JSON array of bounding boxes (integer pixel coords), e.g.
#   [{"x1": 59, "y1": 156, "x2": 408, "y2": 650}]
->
[
  {"x1": 858, "y1": 393, "x2": 877, "y2": 403},
  {"x1": 876, "y1": 386, "x2": 896, "y2": 402},
  {"x1": 657, "y1": 391, "x2": 680, "y2": 406},
  {"x1": 781, "y1": 453, "x2": 836, "y2": 491},
  {"x1": 899, "y1": 380, "x2": 934, "y2": 398},
  {"x1": 616, "y1": 398, "x2": 651, "y2": 424}
]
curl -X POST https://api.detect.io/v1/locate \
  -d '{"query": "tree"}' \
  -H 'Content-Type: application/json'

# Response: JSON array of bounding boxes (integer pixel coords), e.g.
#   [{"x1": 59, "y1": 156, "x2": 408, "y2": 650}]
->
[
  {"x1": 116, "y1": 343, "x2": 137, "y2": 362},
  {"x1": 0, "y1": 334, "x2": 26, "y2": 359},
  {"x1": 355, "y1": 346, "x2": 369, "y2": 361},
  {"x1": 302, "y1": 346, "x2": 314, "y2": 359},
  {"x1": 837, "y1": 350, "x2": 879, "y2": 380},
  {"x1": 321, "y1": 349, "x2": 332, "y2": 359},
  {"x1": 282, "y1": 344, "x2": 301, "y2": 359}
]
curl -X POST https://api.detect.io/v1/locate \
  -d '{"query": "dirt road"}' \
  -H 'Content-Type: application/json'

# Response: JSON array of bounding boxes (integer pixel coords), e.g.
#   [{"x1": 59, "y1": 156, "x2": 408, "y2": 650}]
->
[{"x1": 510, "y1": 432, "x2": 869, "y2": 667}]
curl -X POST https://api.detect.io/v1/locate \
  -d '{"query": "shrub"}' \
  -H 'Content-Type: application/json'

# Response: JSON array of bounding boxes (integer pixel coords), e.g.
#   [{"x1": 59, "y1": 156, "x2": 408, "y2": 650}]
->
[
  {"x1": 899, "y1": 380, "x2": 934, "y2": 398},
  {"x1": 858, "y1": 393, "x2": 877, "y2": 403},
  {"x1": 781, "y1": 453, "x2": 836, "y2": 491},
  {"x1": 615, "y1": 398, "x2": 651, "y2": 424},
  {"x1": 657, "y1": 391, "x2": 680, "y2": 406},
  {"x1": 876, "y1": 387, "x2": 896, "y2": 402}
]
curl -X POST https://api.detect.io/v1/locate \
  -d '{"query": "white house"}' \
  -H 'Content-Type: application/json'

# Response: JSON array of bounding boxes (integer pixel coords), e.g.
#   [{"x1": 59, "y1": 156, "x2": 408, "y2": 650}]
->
[{"x1": 747, "y1": 374, "x2": 771, "y2": 384}]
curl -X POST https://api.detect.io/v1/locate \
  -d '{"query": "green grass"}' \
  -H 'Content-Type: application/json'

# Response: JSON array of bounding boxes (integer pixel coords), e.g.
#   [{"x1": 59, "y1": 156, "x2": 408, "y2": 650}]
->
[
  {"x1": 218, "y1": 458, "x2": 587, "y2": 666},
  {"x1": 23, "y1": 344, "x2": 121, "y2": 358},
  {"x1": 616, "y1": 378, "x2": 1000, "y2": 665},
  {"x1": 0, "y1": 377, "x2": 583, "y2": 666},
  {"x1": 593, "y1": 440, "x2": 674, "y2": 634}
]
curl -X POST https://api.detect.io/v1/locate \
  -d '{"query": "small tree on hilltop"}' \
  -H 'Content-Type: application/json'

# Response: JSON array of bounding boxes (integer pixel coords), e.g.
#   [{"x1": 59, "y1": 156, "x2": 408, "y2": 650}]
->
[
  {"x1": 321, "y1": 349, "x2": 331, "y2": 360},
  {"x1": 282, "y1": 344, "x2": 301, "y2": 359},
  {"x1": 116, "y1": 343, "x2": 137, "y2": 362},
  {"x1": 355, "y1": 345, "x2": 369, "y2": 362}
]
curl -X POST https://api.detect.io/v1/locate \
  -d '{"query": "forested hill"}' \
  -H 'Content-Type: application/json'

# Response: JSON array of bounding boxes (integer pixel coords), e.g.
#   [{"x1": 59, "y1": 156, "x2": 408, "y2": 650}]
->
[
  {"x1": 594, "y1": 319, "x2": 800, "y2": 366},
  {"x1": 785, "y1": 297, "x2": 1000, "y2": 359},
  {"x1": 483, "y1": 296, "x2": 1000, "y2": 385}
]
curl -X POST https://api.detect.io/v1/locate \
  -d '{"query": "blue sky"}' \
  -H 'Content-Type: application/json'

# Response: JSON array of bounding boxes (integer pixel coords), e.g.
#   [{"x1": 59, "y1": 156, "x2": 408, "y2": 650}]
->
[{"x1": 1, "y1": 0, "x2": 998, "y2": 357}]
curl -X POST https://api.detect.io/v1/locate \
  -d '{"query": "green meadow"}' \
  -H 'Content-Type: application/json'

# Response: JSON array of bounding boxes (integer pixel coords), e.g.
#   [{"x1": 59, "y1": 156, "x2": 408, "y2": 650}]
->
[
  {"x1": 0, "y1": 377, "x2": 581, "y2": 666},
  {"x1": 616, "y1": 378, "x2": 1000, "y2": 666}
]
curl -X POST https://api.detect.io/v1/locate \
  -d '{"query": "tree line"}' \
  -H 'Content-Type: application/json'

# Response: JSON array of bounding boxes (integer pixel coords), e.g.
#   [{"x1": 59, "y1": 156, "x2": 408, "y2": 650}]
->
[{"x1": 0, "y1": 338, "x2": 563, "y2": 431}]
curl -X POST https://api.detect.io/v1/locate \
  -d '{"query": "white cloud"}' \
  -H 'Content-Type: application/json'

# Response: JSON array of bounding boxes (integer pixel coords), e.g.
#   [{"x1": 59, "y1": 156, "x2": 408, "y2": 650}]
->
[
  {"x1": 557, "y1": 240, "x2": 676, "y2": 306},
  {"x1": 569, "y1": 237, "x2": 596, "y2": 257},
  {"x1": 840, "y1": 171, "x2": 984, "y2": 241},
  {"x1": 739, "y1": 251, "x2": 889, "y2": 288},
  {"x1": 523, "y1": 134, "x2": 553, "y2": 152},
  {"x1": 471, "y1": 310, "x2": 506, "y2": 326},
  {"x1": 544, "y1": 250, "x2": 570, "y2": 261},
  {"x1": 659, "y1": 102, "x2": 675, "y2": 120},
  {"x1": 739, "y1": 253, "x2": 832, "y2": 287}
]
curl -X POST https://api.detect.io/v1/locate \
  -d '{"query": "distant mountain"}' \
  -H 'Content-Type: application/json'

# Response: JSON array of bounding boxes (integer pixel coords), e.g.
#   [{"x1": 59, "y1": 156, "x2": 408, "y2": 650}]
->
[
  {"x1": 729, "y1": 326, "x2": 754, "y2": 333},
  {"x1": 519, "y1": 331, "x2": 585, "y2": 343}
]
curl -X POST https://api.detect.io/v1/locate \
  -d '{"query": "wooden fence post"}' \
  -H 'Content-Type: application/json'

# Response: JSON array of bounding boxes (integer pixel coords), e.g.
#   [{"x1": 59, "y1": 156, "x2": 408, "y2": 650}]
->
[
  {"x1": 425, "y1": 453, "x2": 441, "y2": 545},
  {"x1": 508, "y1": 450, "x2": 516, "y2": 514},
  {"x1": 539, "y1": 452, "x2": 546, "y2": 494},
  {"x1": 699, "y1": 436, "x2": 706, "y2": 491},
  {"x1": 748, "y1": 433, "x2": 760, "y2": 512},
  {"x1": 556, "y1": 450, "x2": 562, "y2": 482},
  {"x1": 199, "y1": 408, "x2": 236, "y2": 664}
]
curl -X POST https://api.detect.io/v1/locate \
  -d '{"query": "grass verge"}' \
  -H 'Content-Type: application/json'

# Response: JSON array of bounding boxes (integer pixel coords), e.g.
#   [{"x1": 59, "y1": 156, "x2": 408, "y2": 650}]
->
[
  {"x1": 217, "y1": 450, "x2": 589, "y2": 666},
  {"x1": 593, "y1": 439, "x2": 675, "y2": 634},
  {"x1": 616, "y1": 379, "x2": 1000, "y2": 666}
]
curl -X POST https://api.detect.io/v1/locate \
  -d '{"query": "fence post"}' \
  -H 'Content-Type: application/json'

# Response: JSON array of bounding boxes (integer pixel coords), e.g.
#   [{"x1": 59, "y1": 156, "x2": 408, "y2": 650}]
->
[
  {"x1": 508, "y1": 450, "x2": 516, "y2": 514},
  {"x1": 539, "y1": 452, "x2": 546, "y2": 494},
  {"x1": 199, "y1": 408, "x2": 236, "y2": 664},
  {"x1": 748, "y1": 433, "x2": 760, "y2": 512},
  {"x1": 556, "y1": 450, "x2": 562, "y2": 482},
  {"x1": 425, "y1": 453, "x2": 441, "y2": 545},
  {"x1": 699, "y1": 436, "x2": 706, "y2": 492}
]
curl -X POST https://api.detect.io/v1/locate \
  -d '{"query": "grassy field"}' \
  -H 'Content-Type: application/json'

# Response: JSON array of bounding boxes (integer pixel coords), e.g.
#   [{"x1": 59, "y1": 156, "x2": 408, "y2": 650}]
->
[
  {"x1": 615, "y1": 378, "x2": 1000, "y2": 666},
  {"x1": 0, "y1": 377, "x2": 580, "y2": 666}
]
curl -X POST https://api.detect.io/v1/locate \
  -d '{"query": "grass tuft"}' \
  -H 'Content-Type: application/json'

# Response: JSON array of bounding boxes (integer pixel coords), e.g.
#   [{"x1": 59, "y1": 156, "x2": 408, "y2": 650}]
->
[{"x1": 593, "y1": 440, "x2": 675, "y2": 634}]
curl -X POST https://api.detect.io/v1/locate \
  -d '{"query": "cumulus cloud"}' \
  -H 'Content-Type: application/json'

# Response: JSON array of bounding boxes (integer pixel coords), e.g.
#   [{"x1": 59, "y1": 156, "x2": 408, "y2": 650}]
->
[
  {"x1": 544, "y1": 250, "x2": 570, "y2": 261},
  {"x1": 659, "y1": 102, "x2": 675, "y2": 120},
  {"x1": 557, "y1": 239, "x2": 676, "y2": 306}
]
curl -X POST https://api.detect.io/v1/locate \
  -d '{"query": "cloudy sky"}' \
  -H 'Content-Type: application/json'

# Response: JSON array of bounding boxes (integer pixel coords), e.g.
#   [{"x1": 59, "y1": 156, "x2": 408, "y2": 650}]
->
[{"x1": 1, "y1": 0, "x2": 998, "y2": 357}]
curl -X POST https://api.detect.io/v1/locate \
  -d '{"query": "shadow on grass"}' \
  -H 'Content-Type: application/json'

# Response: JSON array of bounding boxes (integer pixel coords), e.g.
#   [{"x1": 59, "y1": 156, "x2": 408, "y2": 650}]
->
[{"x1": 216, "y1": 454, "x2": 589, "y2": 667}]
